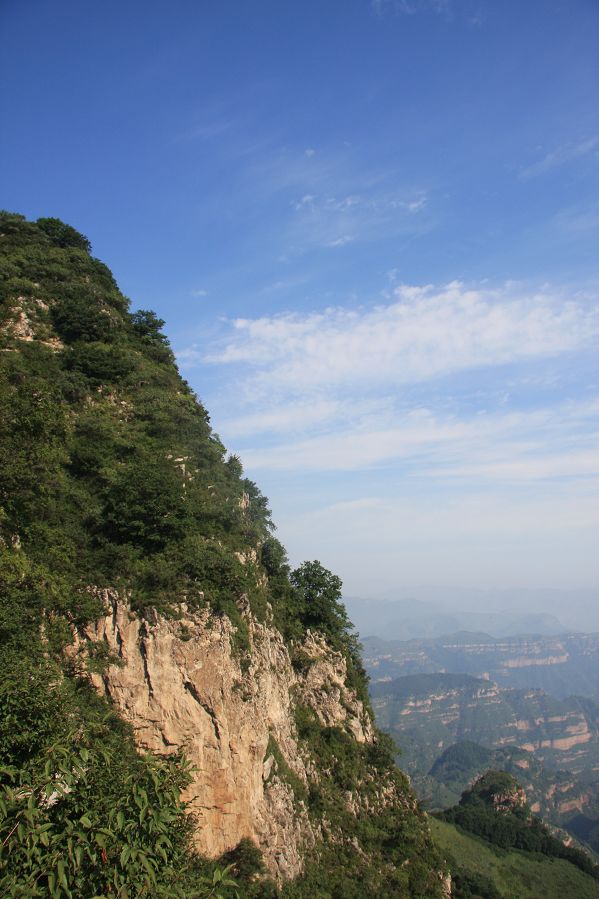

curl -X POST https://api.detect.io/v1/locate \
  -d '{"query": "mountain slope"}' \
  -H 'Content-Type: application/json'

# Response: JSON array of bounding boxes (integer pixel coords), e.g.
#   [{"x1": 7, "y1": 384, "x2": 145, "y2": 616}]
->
[
  {"x1": 432, "y1": 772, "x2": 599, "y2": 899},
  {"x1": 0, "y1": 213, "x2": 445, "y2": 898},
  {"x1": 431, "y1": 818, "x2": 599, "y2": 899}
]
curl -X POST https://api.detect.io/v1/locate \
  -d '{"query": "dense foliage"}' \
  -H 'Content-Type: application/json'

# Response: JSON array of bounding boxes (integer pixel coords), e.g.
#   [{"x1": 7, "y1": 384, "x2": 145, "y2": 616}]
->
[
  {"x1": 0, "y1": 213, "x2": 443, "y2": 897},
  {"x1": 281, "y1": 707, "x2": 442, "y2": 898},
  {"x1": 0, "y1": 647, "x2": 241, "y2": 897}
]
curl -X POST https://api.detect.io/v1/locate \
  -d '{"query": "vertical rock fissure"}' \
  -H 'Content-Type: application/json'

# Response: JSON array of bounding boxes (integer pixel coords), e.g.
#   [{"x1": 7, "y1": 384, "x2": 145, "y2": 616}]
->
[
  {"x1": 138, "y1": 632, "x2": 154, "y2": 697},
  {"x1": 184, "y1": 680, "x2": 221, "y2": 742}
]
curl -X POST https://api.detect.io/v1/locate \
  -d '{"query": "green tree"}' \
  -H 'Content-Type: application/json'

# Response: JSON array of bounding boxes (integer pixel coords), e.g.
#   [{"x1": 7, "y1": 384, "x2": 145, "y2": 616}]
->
[
  {"x1": 290, "y1": 560, "x2": 351, "y2": 642},
  {"x1": 36, "y1": 217, "x2": 91, "y2": 253}
]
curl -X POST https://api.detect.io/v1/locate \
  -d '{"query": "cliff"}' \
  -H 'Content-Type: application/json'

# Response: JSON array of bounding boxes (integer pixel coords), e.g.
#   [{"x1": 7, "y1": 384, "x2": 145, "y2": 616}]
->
[{"x1": 74, "y1": 592, "x2": 373, "y2": 879}]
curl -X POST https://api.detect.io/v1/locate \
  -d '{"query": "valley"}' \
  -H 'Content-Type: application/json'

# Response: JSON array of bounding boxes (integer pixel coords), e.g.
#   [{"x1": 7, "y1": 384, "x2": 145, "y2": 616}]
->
[{"x1": 363, "y1": 633, "x2": 599, "y2": 858}]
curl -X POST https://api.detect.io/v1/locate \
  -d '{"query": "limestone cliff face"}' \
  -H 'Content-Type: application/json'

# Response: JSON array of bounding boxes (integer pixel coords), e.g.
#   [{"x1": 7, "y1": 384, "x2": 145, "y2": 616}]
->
[{"x1": 75, "y1": 592, "x2": 373, "y2": 879}]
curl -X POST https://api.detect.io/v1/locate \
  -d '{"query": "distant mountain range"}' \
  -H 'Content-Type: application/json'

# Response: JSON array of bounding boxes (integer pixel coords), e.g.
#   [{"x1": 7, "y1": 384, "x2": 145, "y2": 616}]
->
[
  {"x1": 344, "y1": 595, "x2": 570, "y2": 641},
  {"x1": 361, "y1": 631, "x2": 599, "y2": 701},
  {"x1": 368, "y1": 668, "x2": 599, "y2": 857}
]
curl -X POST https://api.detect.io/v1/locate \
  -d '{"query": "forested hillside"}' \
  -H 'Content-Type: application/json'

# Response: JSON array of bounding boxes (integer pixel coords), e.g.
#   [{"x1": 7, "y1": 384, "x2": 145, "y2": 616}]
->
[{"x1": 0, "y1": 213, "x2": 445, "y2": 898}]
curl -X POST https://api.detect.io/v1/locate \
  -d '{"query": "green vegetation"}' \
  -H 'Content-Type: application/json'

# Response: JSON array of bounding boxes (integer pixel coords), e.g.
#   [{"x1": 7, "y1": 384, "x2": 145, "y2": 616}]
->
[
  {"x1": 430, "y1": 771, "x2": 599, "y2": 897},
  {"x1": 0, "y1": 213, "x2": 443, "y2": 896},
  {"x1": 438, "y1": 771, "x2": 599, "y2": 880},
  {"x1": 264, "y1": 735, "x2": 307, "y2": 802},
  {"x1": 0, "y1": 211, "x2": 369, "y2": 657},
  {"x1": 431, "y1": 771, "x2": 599, "y2": 896},
  {"x1": 432, "y1": 818, "x2": 599, "y2": 899}
]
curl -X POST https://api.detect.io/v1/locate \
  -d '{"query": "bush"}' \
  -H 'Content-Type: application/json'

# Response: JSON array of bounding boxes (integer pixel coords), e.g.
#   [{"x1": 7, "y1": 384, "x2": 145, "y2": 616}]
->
[{"x1": 66, "y1": 342, "x2": 136, "y2": 385}]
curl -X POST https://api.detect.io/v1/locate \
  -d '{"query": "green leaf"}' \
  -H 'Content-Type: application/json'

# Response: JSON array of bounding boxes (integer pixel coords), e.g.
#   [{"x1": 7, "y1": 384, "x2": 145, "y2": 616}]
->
[
  {"x1": 138, "y1": 852, "x2": 157, "y2": 882},
  {"x1": 57, "y1": 857, "x2": 68, "y2": 888}
]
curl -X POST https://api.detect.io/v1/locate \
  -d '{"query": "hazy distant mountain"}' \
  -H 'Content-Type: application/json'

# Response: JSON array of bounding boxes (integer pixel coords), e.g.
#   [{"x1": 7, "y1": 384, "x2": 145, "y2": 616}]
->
[
  {"x1": 371, "y1": 673, "x2": 599, "y2": 779},
  {"x1": 361, "y1": 632, "x2": 599, "y2": 700},
  {"x1": 344, "y1": 595, "x2": 568, "y2": 641},
  {"x1": 345, "y1": 585, "x2": 599, "y2": 636},
  {"x1": 370, "y1": 671, "x2": 599, "y2": 858}
]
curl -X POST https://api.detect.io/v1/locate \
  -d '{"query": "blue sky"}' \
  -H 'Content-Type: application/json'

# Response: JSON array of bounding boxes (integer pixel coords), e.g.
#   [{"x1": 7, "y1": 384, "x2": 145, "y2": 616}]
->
[{"x1": 2, "y1": 0, "x2": 598, "y2": 604}]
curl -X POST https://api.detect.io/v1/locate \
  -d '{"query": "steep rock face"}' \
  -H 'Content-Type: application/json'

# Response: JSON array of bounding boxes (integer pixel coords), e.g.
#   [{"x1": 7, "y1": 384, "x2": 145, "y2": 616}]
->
[{"x1": 76, "y1": 592, "x2": 373, "y2": 879}]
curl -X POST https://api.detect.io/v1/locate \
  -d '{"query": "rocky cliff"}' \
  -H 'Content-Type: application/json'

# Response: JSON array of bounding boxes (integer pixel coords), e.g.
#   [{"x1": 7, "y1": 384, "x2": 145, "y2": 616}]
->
[{"x1": 74, "y1": 592, "x2": 374, "y2": 879}]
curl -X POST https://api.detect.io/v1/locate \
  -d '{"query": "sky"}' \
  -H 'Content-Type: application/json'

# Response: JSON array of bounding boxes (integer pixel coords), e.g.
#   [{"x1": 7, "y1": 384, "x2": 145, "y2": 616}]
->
[{"x1": 2, "y1": 0, "x2": 598, "y2": 609}]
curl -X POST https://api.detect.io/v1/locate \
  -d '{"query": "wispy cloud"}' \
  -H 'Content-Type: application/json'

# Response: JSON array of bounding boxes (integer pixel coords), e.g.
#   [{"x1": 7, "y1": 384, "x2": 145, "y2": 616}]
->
[
  {"x1": 234, "y1": 143, "x2": 433, "y2": 254},
  {"x1": 280, "y1": 481, "x2": 599, "y2": 595},
  {"x1": 219, "y1": 396, "x2": 395, "y2": 438},
  {"x1": 553, "y1": 204, "x2": 599, "y2": 236},
  {"x1": 176, "y1": 276, "x2": 599, "y2": 591},
  {"x1": 520, "y1": 137, "x2": 599, "y2": 180},
  {"x1": 372, "y1": 0, "x2": 451, "y2": 17},
  {"x1": 289, "y1": 188, "x2": 430, "y2": 250},
  {"x1": 235, "y1": 400, "x2": 599, "y2": 476}
]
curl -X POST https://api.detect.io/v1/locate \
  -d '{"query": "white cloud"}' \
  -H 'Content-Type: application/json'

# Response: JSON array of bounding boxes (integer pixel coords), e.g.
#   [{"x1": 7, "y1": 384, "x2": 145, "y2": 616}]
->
[
  {"x1": 204, "y1": 281, "x2": 599, "y2": 395},
  {"x1": 191, "y1": 288, "x2": 208, "y2": 297}
]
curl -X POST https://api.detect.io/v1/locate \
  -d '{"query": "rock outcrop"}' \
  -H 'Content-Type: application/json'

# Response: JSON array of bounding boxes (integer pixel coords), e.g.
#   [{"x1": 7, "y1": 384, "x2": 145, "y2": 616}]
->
[{"x1": 75, "y1": 592, "x2": 373, "y2": 879}]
